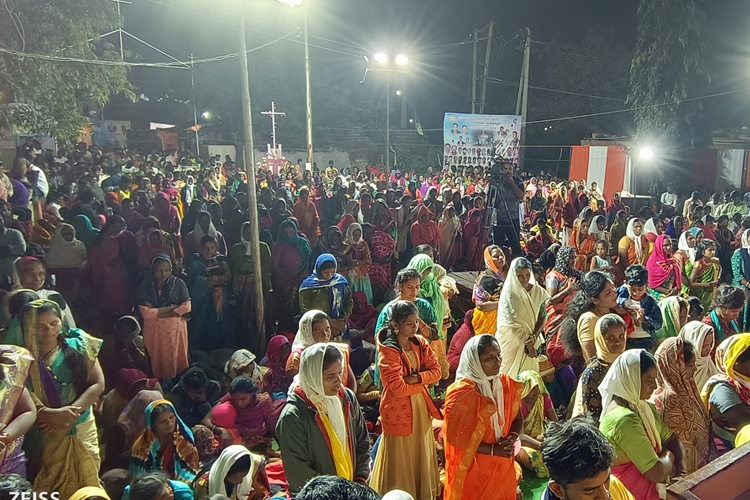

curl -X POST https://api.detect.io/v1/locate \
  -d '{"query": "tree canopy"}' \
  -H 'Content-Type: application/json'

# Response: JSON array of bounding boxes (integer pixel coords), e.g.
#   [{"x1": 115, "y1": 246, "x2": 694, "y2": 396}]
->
[
  {"x1": 0, "y1": 0, "x2": 134, "y2": 146},
  {"x1": 629, "y1": 0, "x2": 711, "y2": 152}
]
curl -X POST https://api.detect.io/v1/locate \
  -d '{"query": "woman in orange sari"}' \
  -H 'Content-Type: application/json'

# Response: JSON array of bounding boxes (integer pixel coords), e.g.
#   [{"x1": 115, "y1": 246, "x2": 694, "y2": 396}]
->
[
  {"x1": 569, "y1": 218, "x2": 595, "y2": 270},
  {"x1": 292, "y1": 187, "x2": 320, "y2": 247},
  {"x1": 444, "y1": 334, "x2": 524, "y2": 500}
]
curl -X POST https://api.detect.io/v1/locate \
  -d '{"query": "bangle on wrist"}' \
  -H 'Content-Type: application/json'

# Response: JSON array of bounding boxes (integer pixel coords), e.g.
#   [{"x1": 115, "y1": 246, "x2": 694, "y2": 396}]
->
[{"x1": 491, "y1": 444, "x2": 495, "y2": 457}]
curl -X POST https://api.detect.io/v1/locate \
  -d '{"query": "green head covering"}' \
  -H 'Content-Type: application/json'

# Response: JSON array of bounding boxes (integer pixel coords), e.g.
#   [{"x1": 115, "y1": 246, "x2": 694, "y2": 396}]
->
[{"x1": 407, "y1": 254, "x2": 445, "y2": 327}]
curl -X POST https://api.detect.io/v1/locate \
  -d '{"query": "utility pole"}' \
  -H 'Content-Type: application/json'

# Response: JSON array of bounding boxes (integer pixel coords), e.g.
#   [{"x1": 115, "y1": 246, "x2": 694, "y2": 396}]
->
[
  {"x1": 238, "y1": 6, "x2": 266, "y2": 348},
  {"x1": 471, "y1": 29, "x2": 478, "y2": 114},
  {"x1": 401, "y1": 81, "x2": 407, "y2": 129},
  {"x1": 189, "y1": 54, "x2": 200, "y2": 157},
  {"x1": 479, "y1": 22, "x2": 494, "y2": 114},
  {"x1": 303, "y1": 5, "x2": 313, "y2": 170},
  {"x1": 515, "y1": 28, "x2": 531, "y2": 170}
]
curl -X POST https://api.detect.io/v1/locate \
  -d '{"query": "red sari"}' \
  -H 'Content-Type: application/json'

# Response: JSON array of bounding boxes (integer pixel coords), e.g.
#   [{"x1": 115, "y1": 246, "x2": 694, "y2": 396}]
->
[{"x1": 569, "y1": 220, "x2": 595, "y2": 270}]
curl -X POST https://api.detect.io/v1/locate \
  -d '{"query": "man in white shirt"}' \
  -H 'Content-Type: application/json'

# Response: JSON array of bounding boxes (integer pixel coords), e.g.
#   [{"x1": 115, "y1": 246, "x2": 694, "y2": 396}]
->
[{"x1": 660, "y1": 185, "x2": 678, "y2": 216}]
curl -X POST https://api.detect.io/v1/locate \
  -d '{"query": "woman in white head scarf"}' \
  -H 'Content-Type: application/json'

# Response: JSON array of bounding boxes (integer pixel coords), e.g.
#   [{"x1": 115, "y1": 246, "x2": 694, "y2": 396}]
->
[
  {"x1": 276, "y1": 343, "x2": 370, "y2": 494},
  {"x1": 618, "y1": 218, "x2": 651, "y2": 267},
  {"x1": 588, "y1": 215, "x2": 606, "y2": 242},
  {"x1": 598, "y1": 349, "x2": 685, "y2": 500},
  {"x1": 200, "y1": 444, "x2": 267, "y2": 500},
  {"x1": 679, "y1": 321, "x2": 719, "y2": 391},
  {"x1": 287, "y1": 309, "x2": 355, "y2": 392},
  {"x1": 495, "y1": 257, "x2": 550, "y2": 378},
  {"x1": 444, "y1": 334, "x2": 524, "y2": 500}
]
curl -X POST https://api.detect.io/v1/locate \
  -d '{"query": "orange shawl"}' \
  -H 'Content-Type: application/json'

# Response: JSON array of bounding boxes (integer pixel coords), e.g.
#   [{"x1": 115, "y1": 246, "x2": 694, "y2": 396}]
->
[
  {"x1": 444, "y1": 376, "x2": 523, "y2": 500},
  {"x1": 569, "y1": 220, "x2": 596, "y2": 270}
]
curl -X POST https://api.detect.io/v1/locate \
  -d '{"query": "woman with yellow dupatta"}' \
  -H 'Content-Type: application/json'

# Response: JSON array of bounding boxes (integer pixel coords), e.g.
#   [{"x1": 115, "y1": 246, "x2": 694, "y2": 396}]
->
[
  {"x1": 517, "y1": 370, "x2": 558, "y2": 478},
  {"x1": 471, "y1": 246, "x2": 507, "y2": 336},
  {"x1": 19, "y1": 299, "x2": 105, "y2": 499},
  {"x1": 0, "y1": 345, "x2": 36, "y2": 477},
  {"x1": 277, "y1": 343, "x2": 370, "y2": 494},
  {"x1": 444, "y1": 334, "x2": 524, "y2": 500}
]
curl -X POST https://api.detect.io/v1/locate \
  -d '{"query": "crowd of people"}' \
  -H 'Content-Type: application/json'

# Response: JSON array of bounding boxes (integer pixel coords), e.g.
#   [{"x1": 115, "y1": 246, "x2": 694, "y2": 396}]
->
[{"x1": 2, "y1": 138, "x2": 750, "y2": 500}]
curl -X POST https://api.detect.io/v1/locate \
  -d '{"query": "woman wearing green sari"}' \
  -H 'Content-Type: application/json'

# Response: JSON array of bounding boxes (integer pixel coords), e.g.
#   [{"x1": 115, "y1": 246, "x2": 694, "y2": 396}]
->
[
  {"x1": 407, "y1": 253, "x2": 450, "y2": 379},
  {"x1": 654, "y1": 296, "x2": 688, "y2": 345},
  {"x1": 689, "y1": 239, "x2": 721, "y2": 311},
  {"x1": 19, "y1": 299, "x2": 105, "y2": 499}
]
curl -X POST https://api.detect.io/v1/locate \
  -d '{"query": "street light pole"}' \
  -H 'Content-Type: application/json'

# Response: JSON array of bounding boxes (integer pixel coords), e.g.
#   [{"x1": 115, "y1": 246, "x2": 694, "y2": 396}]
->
[
  {"x1": 304, "y1": 5, "x2": 313, "y2": 170},
  {"x1": 386, "y1": 73, "x2": 390, "y2": 171},
  {"x1": 238, "y1": 6, "x2": 266, "y2": 348},
  {"x1": 189, "y1": 53, "x2": 200, "y2": 157}
]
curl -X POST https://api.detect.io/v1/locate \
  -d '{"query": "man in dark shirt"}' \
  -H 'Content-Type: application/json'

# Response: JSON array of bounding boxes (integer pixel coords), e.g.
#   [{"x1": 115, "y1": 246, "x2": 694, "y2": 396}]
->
[{"x1": 492, "y1": 161, "x2": 525, "y2": 258}]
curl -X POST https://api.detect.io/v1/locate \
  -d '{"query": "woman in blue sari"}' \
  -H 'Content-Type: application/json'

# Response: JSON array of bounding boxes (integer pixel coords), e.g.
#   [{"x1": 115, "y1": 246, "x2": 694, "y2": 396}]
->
[
  {"x1": 299, "y1": 254, "x2": 353, "y2": 339},
  {"x1": 186, "y1": 234, "x2": 235, "y2": 351},
  {"x1": 19, "y1": 299, "x2": 105, "y2": 499}
]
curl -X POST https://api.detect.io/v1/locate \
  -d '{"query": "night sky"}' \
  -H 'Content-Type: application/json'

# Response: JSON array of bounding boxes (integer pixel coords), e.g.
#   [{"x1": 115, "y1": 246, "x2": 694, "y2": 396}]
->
[{"x1": 113, "y1": 0, "x2": 750, "y2": 136}]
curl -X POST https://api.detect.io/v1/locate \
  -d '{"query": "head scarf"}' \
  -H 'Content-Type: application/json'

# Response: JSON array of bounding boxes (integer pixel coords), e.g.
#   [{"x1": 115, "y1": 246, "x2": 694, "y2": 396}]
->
[
  {"x1": 69, "y1": 488, "x2": 111, "y2": 500},
  {"x1": 224, "y1": 349, "x2": 263, "y2": 388},
  {"x1": 296, "y1": 343, "x2": 352, "y2": 480},
  {"x1": 192, "y1": 211, "x2": 218, "y2": 244},
  {"x1": 239, "y1": 221, "x2": 254, "y2": 256},
  {"x1": 678, "y1": 227, "x2": 700, "y2": 264},
  {"x1": 292, "y1": 309, "x2": 327, "y2": 351},
  {"x1": 643, "y1": 218, "x2": 659, "y2": 240},
  {"x1": 595, "y1": 314, "x2": 625, "y2": 365},
  {"x1": 599, "y1": 349, "x2": 661, "y2": 452},
  {"x1": 266, "y1": 335, "x2": 290, "y2": 391},
  {"x1": 117, "y1": 389, "x2": 163, "y2": 450},
  {"x1": 277, "y1": 219, "x2": 312, "y2": 270},
  {"x1": 657, "y1": 296, "x2": 687, "y2": 341},
  {"x1": 701, "y1": 334, "x2": 750, "y2": 407},
  {"x1": 483, "y1": 245, "x2": 505, "y2": 281},
  {"x1": 664, "y1": 216, "x2": 682, "y2": 239},
  {"x1": 552, "y1": 246, "x2": 582, "y2": 280},
  {"x1": 679, "y1": 322, "x2": 719, "y2": 392},
  {"x1": 456, "y1": 335, "x2": 506, "y2": 439},
  {"x1": 653, "y1": 337, "x2": 710, "y2": 470},
  {"x1": 407, "y1": 254, "x2": 445, "y2": 324},
  {"x1": 647, "y1": 234, "x2": 682, "y2": 290},
  {"x1": 300, "y1": 254, "x2": 349, "y2": 319},
  {"x1": 130, "y1": 399, "x2": 200, "y2": 483},
  {"x1": 626, "y1": 218, "x2": 644, "y2": 261},
  {"x1": 609, "y1": 210, "x2": 628, "y2": 243},
  {"x1": 345, "y1": 222, "x2": 364, "y2": 246},
  {"x1": 183, "y1": 176, "x2": 195, "y2": 205},
  {"x1": 518, "y1": 370, "x2": 548, "y2": 438},
  {"x1": 588, "y1": 215, "x2": 606, "y2": 241},
  {"x1": 318, "y1": 226, "x2": 344, "y2": 254},
  {"x1": 46, "y1": 223, "x2": 87, "y2": 268},
  {"x1": 72, "y1": 214, "x2": 100, "y2": 247},
  {"x1": 208, "y1": 445, "x2": 264, "y2": 499}
]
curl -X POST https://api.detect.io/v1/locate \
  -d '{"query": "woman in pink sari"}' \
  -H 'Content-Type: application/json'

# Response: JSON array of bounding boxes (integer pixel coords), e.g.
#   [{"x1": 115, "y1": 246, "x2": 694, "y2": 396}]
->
[
  {"x1": 88, "y1": 215, "x2": 139, "y2": 319},
  {"x1": 464, "y1": 208, "x2": 487, "y2": 271}
]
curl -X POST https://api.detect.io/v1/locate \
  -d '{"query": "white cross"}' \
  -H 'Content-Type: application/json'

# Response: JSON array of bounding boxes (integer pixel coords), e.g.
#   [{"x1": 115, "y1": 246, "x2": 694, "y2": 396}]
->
[{"x1": 261, "y1": 102, "x2": 286, "y2": 150}]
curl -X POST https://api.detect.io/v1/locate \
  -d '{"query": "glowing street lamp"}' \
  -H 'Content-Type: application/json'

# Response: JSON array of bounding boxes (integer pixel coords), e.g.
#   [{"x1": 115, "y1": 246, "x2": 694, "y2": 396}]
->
[
  {"x1": 365, "y1": 52, "x2": 409, "y2": 170},
  {"x1": 639, "y1": 146, "x2": 655, "y2": 161}
]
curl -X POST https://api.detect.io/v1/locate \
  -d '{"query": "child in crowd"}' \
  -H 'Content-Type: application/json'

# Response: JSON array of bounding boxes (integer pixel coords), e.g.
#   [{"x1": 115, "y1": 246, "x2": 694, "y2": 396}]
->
[
  {"x1": 617, "y1": 264, "x2": 663, "y2": 350},
  {"x1": 210, "y1": 401, "x2": 242, "y2": 447},
  {"x1": 590, "y1": 239, "x2": 615, "y2": 274}
]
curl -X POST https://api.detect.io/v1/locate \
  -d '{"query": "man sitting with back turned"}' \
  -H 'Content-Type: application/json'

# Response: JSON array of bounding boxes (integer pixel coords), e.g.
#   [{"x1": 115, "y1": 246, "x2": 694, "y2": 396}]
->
[{"x1": 541, "y1": 417, "x2": 636, "y2": 500}]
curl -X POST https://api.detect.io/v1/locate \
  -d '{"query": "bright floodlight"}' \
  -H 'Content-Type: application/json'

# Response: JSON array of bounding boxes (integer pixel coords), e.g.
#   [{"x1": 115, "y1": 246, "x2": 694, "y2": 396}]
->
[
  {"x1": 395, "y1": 54, "x2": 408, "y2": 65},
  {"x1": 395, "y1": 90, "x2": 402, "y2": 96},
  {"x1": 201, "y1": 111, "x2": 210, "y2": 118},
  {"x1": 277, "y1": 0, "x2": 303, "y2": 6},
  {"x1": 374, "y1": 53, "x2": 388, "y2": 64},
  {"x1": 639, "y1": 146, "x2": 655, "y2": 160}
]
